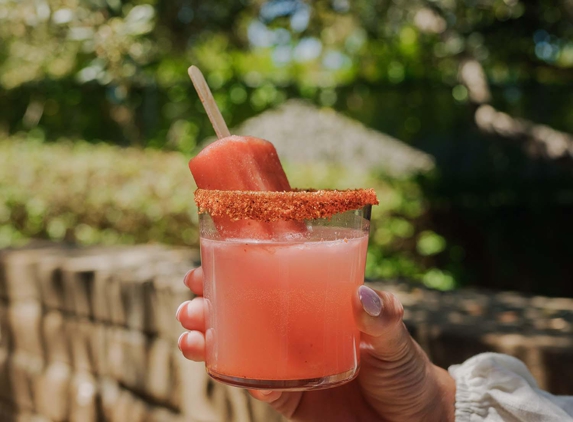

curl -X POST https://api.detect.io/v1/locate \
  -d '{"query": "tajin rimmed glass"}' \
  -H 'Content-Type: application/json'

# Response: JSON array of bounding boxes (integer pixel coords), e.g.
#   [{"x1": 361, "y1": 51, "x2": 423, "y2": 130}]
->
[{"x1": 198, "y1": 190, "x2": 373, "y2": 391}]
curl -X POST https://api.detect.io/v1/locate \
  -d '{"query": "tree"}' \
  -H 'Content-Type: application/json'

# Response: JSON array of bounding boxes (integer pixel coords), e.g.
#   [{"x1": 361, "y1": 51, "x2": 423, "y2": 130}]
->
[{"x1": 1, "y1": 0, "x2": 571, "y2": 148}]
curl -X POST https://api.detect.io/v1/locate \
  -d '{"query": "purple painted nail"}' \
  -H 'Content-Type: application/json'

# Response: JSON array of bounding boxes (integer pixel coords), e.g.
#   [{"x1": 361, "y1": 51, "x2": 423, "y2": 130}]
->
[{"x1": 358, "y1": 285, "x2": 382, "y2": 317}]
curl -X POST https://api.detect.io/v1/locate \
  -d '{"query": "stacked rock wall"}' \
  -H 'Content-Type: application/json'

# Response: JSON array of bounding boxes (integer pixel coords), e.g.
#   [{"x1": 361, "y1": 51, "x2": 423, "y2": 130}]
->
[
  {"x1": 0, "y1": 243, "x2": 284, "y2": 422},
  {"x1": 1, "y1": 243, "x2": 572, "y2": 421},
  {"x1": 373, "y1": 281, "x2": 573, "y2": 394}
]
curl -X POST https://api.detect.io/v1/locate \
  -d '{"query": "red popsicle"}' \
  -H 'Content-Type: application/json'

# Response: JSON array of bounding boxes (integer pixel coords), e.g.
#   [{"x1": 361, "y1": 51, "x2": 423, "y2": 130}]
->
[
  {"x1": 189, "y1": 135, "x2": 306, "y2": 239},
  {"x1": 189, "y1": 135, "x2": 291, "y2": 191},
  {"x1": 187, "y1": 66, "x2": 304, "y2": 239}
]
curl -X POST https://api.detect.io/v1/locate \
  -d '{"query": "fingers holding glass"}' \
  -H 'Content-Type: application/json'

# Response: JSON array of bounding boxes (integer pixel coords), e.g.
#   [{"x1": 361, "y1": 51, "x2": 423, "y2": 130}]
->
[
  {"x1": 176, "y1": 297, "x2": 206, "y2": 332},
  {"x1": 178, "y1": 331, "x2": 206, "y2": 362},
  {"x1": 176, "y1": 294, "x2": 208, "y2": 362},
  {"x1": 248, "y1": 390, "x2": 283, "y2": 403},
  {"x1": 183, "y1": 267, "x2": 204, "y2": 296}
]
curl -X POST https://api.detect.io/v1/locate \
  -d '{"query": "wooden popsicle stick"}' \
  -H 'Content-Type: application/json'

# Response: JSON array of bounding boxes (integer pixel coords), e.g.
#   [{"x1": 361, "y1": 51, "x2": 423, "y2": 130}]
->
[{"x1": 188, "y1": 65, "x2": 231, "y2": 139}]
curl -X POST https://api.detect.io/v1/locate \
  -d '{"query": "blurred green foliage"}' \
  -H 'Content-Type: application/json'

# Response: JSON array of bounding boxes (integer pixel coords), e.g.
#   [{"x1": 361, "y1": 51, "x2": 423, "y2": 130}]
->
[
  {"x1": 0, "y1": 136, "x2": 198, "y2": 247},
  {"x1": 1, "y1": 1, "x2": 573, "y2": 295},
  {"x1": 1, "y1": 0, "x2": 572, "y2": 145},
  {"x1": 3, "y1": 133, "x2": 572, "y2": 295},
  {"x1": 0, "y1": 136, "x2": 457, "y2": 289}
]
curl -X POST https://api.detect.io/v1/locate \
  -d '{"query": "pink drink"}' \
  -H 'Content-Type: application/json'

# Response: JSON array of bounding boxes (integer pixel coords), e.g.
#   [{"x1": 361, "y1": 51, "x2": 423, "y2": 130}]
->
[{"x1": 200, "y1": 226, "x2": 368, "y2": 389}]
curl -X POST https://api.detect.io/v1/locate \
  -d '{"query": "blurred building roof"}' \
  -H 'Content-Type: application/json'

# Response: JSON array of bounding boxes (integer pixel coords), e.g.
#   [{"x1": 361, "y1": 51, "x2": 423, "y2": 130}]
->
[{"x1": 227, "y1": 100, "x2": 435, "y2": 176}]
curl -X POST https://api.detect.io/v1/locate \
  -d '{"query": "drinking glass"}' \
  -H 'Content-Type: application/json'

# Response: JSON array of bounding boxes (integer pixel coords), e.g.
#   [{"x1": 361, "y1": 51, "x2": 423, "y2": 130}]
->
[{"x1": 199, "y1": 196, "x2": 371, "y2": 391}]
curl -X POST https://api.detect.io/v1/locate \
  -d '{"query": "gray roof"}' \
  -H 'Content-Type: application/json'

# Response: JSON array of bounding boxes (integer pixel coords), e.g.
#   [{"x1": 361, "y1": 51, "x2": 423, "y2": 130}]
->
[{"x1": 226, "y1": 100, "x2": 435, "y2": 177}]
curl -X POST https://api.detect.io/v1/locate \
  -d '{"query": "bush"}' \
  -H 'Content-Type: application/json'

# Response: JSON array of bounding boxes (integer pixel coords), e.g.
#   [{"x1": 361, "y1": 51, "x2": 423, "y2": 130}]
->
[
  {"x1": 0, "y1": 137, "x2": 453, "y2": 289},
  {"x1": 0, "y1": 137, "x2": 199, "y2": 247}
]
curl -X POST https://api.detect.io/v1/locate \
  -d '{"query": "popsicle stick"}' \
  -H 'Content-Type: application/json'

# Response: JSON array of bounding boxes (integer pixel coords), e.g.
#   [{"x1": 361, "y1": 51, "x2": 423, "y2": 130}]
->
[{"x1": 188, "y1": 66, "x2": 231, "y2": 139}]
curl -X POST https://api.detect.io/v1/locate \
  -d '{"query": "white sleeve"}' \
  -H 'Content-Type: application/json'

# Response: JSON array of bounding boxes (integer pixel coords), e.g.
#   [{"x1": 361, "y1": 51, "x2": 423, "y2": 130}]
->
[{"x1": 449, "y1": 353, "x2": 573, "y2": 422}]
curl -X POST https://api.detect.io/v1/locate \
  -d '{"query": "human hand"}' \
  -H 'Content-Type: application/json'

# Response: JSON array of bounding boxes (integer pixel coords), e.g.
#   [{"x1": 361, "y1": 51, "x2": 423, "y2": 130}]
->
[{"x1": 176, "y1": 267, "x2": 455, "y2": 422}]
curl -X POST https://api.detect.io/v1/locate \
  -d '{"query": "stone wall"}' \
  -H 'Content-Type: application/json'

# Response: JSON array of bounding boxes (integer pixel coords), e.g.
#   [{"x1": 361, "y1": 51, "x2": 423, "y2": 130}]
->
[
  {"x1": 0, "y1": 244, "x2": 572, "y2": 421},
  {"x1": 0, "y1": 243, "x2": 284, "y2": 422},
  {"x1": 372, "y1": 281, "x2": 573, "y2": 394}
]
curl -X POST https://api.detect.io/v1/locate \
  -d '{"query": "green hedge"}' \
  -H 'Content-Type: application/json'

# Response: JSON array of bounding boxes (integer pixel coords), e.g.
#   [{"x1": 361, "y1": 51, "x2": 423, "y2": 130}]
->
[
  {"x1": 0, "y1": 137, "x2": 453, "y2": 290},
  {"x1": 0, "y1": 137, "x2": 198, "y2": 246}
]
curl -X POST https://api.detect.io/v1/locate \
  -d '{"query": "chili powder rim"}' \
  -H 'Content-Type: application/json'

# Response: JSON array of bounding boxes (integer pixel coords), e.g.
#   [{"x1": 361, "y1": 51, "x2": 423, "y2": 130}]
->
[{"x1": 194, "y1": 188, "x2": 379, "y2": 222}]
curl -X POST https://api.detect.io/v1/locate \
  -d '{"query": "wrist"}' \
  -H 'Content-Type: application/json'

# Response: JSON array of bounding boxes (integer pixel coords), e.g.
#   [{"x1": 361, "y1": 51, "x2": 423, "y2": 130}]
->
[{"x1": 431, "y1": 365, "x2": 456, "y2": 422}]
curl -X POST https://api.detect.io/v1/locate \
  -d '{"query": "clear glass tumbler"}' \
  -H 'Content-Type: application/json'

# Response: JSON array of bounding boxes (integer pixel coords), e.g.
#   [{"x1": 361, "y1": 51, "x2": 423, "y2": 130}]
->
[{"x1": 199, "y1": 193, "x2": 372, "y2": 391}]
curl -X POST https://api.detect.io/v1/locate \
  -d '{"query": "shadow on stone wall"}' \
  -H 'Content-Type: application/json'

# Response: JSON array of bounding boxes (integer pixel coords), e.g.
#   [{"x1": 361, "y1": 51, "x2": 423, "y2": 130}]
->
[
  {"x1": 0, "y1": 243, "x2": 571, "y2": 421},
  {"x1": 373, "y1": 281, "x2": 573, "y2": 395}
]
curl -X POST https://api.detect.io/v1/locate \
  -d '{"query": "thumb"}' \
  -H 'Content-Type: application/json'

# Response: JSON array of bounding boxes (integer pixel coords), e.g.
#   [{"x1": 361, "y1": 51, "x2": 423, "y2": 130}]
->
[{"x1": 353, "y1": 285, "x2": 413, "y2": 362}]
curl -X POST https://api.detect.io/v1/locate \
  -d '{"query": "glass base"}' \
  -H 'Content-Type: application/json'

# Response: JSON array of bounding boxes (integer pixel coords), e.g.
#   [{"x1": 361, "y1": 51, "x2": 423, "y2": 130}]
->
[{"x1": 207, "y1": 366, "x2": 359, "y2": 391}]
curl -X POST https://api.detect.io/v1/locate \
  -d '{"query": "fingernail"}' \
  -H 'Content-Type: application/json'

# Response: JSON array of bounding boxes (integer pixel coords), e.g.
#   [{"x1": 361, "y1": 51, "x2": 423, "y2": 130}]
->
[
  {"x1": 260, "y1": 390, "x2": 273, "y2": 396},
  {"x1": 178, "y1": 332, "x2": 187, "y2": 351},
  {"x1": 358, "y1": 285, "x2": 382, "y2": 317},
  {"x1": 175, "y1": 301, "x2": 187, "y2": 321},
  {"x1": 183, "y1": 269, "x2": 193, "y2": 287}
]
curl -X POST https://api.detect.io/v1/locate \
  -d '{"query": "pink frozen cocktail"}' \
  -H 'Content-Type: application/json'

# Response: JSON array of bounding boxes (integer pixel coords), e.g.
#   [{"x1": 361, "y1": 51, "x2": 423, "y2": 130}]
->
[
  {"x1": 187, "y1": 62, "x2": 378, "y2": 389},
  {"x1": 200, "y1": 229, "x2": 368, "y2": 384},
  {"x1": 194, "y1": 188, "x2": 377, "y2": 390}
]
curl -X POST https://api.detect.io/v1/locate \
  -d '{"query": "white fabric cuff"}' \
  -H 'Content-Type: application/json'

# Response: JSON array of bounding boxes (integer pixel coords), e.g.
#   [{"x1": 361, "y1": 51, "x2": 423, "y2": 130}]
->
[{"x1": 449, "y1": 352, "x2": 573, "y2": 422}]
